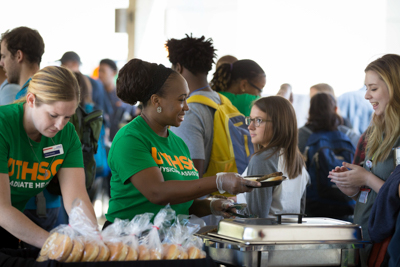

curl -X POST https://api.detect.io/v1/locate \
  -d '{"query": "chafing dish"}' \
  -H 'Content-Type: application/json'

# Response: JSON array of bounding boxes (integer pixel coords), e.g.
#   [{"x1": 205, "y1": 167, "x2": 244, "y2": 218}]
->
[{"x1": 199, "y1": 215, "x2": 367, "y2": 267}]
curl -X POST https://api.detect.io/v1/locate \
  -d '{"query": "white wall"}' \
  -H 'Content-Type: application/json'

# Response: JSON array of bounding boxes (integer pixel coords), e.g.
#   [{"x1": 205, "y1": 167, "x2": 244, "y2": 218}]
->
[
  {"x1": 0, "y1": 0, "x2": 129, "y2": 76},
  {"x1": 131, "y1": 0, "x2": 395, "y2": 126}
]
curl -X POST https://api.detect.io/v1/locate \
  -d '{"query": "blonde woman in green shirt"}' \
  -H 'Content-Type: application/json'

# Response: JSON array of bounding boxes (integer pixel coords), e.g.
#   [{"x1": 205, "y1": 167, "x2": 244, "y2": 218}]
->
[
  {"x1": 104, "y1": 59, "x2": 260, "y2": 227},
  {"x1": 0, "y1": 66, "x2": 97, "y2": 249}
]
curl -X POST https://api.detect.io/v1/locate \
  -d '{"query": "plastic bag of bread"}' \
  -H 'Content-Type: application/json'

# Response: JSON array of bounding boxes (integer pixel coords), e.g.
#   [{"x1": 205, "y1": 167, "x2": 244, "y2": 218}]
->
[
  {"x1": 162, "y1": 215, "x2": 204, "y2": 260},
  {"x1": 101, "y1": 218, "x2": 131, "y2": 261},
  {"x1": 183, "y1": 235, "x2": 206, "y2": 259},
  {"x1": 37, "y1": 224, "x2": 77, "y2": 262},
  {"x1": 138, "y1": 205, "x2": 176, "y2": 261},
  {"x1": 68, "y1": 199, "x2": 110, "y2": 262},
  {"x1": 123, "y1": 213, "x2": 153, "y2": 261}
]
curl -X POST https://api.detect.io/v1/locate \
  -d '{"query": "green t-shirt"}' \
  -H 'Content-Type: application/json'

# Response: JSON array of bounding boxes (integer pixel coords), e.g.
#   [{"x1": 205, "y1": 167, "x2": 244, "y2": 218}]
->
[
  {"x1": 0, "y1": 103, "x2": 84, "y2": 211},
  {"x1": 106, "y1": 116, "x2": 199, "y2": 222},
  {"x1": 219, "y1": 92, "x2": 260, "y2": 117}
]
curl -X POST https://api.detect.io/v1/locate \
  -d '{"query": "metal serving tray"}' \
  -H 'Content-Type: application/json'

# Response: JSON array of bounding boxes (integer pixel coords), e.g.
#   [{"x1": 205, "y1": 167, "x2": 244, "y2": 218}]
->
[{"x1": 215, "y1": 217, "x2": 363, "y2": 244}]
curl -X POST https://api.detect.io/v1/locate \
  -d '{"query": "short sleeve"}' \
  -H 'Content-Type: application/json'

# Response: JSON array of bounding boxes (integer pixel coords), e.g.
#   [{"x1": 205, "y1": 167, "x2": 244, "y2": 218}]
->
[
  {"x1": 109, "y1": 133, "x2": 158, "y2": 184},
  {"x1": 0, "y1": 132, "x2": 9, "y2": 173}
]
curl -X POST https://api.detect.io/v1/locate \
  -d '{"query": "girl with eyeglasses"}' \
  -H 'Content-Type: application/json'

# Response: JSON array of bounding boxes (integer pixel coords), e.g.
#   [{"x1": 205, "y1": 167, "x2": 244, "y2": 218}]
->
[
  {"x1": 243, "y1": 96, "x2": 309, "y2": 218},
  {"x1": 210, "y1": 59, "x2": 265, "y2": 117}
]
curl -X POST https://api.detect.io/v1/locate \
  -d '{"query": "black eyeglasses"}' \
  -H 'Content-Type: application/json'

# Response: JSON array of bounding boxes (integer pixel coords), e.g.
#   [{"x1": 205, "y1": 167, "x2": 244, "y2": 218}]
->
[
  {"x1": 245, "y1": 117, "x2": 271, "y2": 127},
  {"x1": 248, "y1": 81, "x2": 263, "y2": 93}
]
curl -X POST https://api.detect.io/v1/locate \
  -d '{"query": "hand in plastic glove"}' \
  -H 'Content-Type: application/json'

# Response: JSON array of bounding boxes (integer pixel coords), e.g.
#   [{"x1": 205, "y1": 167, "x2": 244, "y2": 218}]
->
[
  {"x1": 216, "y1": 172, "x2": 261, "y2": 195},
  {"x1": 210, "y1": 198, "x2": 235, "y2": 218}
]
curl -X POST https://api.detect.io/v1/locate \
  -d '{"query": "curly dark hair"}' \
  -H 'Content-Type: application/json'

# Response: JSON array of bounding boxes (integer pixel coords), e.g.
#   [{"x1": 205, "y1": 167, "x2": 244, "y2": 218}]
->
[
  {"x1": 0, "y1": 26, "x2": 45, "y2": 65},
  {"x1": 210, "y1": 59, "x2": 265, "y2": 92},
  {"x1": 306, "y1": 93, "x2": 343, "y2": 132},
  {"x1": 165, "y1": 34, "x2": 216, "y2": 75},
  {"x1": 116, "y1": 58, "x2": 177, "y2": 107}
]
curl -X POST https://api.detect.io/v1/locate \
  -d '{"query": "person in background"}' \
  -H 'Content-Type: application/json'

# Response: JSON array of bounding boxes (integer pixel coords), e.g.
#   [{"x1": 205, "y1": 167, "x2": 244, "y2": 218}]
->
[
  {"x1": 166, "y1": 34, "x2": 218, "y2": 179},
  {"x1": 0, "y1": 27, "x2": 44, "y2": 100},
  {"x1": 211, "y1": 59, "x2": 266, "y2": 116},
  {"x1": 298, "y1": 93, "x2": 360, "y2": 153},
  {"x1": 0, "y1": 66, "x2": 97, "y2": 249},
  {"x1": 59, "y1": 51, "x2": 113, "y2": 124},
  {"x1": 309, "y1": 83, "x2": 352, "y2": 128},
  {"x1": 298, "y1": 93, "x2": 359, "y2": 220},
  {"x1": 244, "y1": 96, "x2": 309, "y2": 218},
  {"x1": 338, "y1": 86, "x2": 374, "y2": 135},
  {"x1": 329, "y1": 54, "x2": 400, "y2": 266},
  {"x1": 98, "y1": 58, "x2": 137, "y2": 142},
  {"x1": 104, "y1": 58, "x2": 260, "y2": 227},
  {"x1": 277, "y1": 83, "x2": 293, "y2": 104},
  {"x1": 0, "y1": 66, "x2": 20, "y2": 105},
  {"x1": 216, "y1": 55, "x2": 238, "y2": 69}
]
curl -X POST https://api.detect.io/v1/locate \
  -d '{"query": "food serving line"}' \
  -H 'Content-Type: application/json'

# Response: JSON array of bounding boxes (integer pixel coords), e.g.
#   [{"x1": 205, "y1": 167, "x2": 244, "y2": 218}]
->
[
  {"x1": 197, "y1": 214, "x2": 366, "y2": 267},
  {"x1": 196, "y1": 173, "x2": 367, "y2": 267}
]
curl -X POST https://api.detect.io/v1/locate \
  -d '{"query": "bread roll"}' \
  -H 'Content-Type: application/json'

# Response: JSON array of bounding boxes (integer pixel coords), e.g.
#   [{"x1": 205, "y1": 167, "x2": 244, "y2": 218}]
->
[
  {"x1": 48, "y1": 234, "x2": 73, "y2": 262},
  {"x1": 81, "y1": 241, "x2": 100, "y2": 262},
  {"x1": 95, "y1": 243, "x2": 110, "y2": 262},
  {"x1": 150, "y1": 248, "x2": 162, "y2": 260},
  {"x1": 187, "y1": 246, "x2": 201, "y2": 259},
  {"x1": 64, "y1": 239, "x2": 84, "y2": 262},
  {"x1": 107, "y1": 242, "x2": 128, "y2": 261},
  {"x1": 40, "y1": 232, "x2": 59, "y2": 256},
  {"x1": 125, "y1": 246, "x2": 138, "y2": 261},
  {"x1": 179, "y1": 249, "x2": 188, "y2": 260},
  {"x1": 265, "y1": 176, "x2": 283, "y2": 182},
  {"x1": 138, "y1": 245, "x2": 150, "y2": 260},
  {"x1": 164, "y1": 244, "x2": 180, "y2": 260}
]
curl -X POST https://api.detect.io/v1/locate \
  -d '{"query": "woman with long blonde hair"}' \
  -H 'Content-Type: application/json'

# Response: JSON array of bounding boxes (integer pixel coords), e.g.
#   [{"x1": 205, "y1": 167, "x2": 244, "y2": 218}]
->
[{"x1": 329, "y1": 54, "x2": 400, "y2": 266}]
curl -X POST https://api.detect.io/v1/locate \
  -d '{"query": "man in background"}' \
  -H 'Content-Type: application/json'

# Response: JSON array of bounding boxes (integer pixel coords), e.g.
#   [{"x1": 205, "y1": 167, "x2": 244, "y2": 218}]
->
[{"x1": 0, "y1": 26, "x2": 44, "y2": 100}]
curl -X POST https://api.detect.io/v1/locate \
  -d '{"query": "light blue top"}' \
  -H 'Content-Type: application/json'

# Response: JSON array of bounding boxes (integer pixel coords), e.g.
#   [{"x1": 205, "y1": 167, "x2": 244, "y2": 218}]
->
[
  {"x1": 0, "y1": 80, "x2": 21, "y2": 105},
  {"x1": 337, "y1": 87, "x2": 373, "y2": 135}
]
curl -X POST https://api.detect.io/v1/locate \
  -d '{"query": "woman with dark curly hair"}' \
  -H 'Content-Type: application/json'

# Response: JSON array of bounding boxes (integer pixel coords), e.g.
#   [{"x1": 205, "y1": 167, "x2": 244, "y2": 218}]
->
[
  {"x1": 210, "y1": 59, "x2": 266, "y2": 116},
  {"x1": 104, "y1": 59, "x2": 259, "y2": 227}
]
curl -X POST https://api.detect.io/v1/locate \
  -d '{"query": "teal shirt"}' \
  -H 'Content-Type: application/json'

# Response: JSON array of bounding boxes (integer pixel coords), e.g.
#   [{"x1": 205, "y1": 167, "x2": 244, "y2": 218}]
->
[{"x1": 219, "y1": 92, "x2": 259, "y2": 116}]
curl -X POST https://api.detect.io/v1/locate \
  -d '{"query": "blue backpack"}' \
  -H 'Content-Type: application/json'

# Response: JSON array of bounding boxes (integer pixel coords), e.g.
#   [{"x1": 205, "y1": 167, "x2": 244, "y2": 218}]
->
[{"x1": 303, "y1": 128, "x2": 356, "y2": 218}]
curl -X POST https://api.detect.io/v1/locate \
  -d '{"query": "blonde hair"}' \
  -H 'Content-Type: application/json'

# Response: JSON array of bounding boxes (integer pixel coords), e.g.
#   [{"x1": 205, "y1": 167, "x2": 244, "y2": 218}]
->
[
  {"x1": 16, "y1": 66, "x2": 80, "y2": 105},
  {"x1": 365, "y1": 54, "x2": 400, "y2": 163},
  {"x1": 253, "y1": 96, "x2": 304, "y2": 178}
]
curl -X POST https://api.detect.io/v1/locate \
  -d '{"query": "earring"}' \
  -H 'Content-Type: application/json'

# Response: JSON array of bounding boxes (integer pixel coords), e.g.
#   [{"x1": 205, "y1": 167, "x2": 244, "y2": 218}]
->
[{"x1": 157, "y1": 106, "x2": 162, "y2": 113}]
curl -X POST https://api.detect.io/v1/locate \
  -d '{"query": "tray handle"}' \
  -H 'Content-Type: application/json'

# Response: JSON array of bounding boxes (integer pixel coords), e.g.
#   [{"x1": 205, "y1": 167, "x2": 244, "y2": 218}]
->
[{"x1": 274, "y1": 213, "x2": 307, "y2": 224}]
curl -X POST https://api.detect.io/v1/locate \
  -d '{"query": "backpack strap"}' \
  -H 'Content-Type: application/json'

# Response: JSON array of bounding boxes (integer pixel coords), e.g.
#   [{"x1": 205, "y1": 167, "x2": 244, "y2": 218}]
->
[{"x1": 187, "y1": 94, "x2": 219, "y2": 109}]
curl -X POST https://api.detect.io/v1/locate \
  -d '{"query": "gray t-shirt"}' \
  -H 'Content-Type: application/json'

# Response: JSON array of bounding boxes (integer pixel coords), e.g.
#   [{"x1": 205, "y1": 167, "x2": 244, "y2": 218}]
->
[
  {"x1": 245, "y1": 149, "x2": 278, "y2": 218},
  {"x1": 298, "y1": 125, "x2": 360, "y2": 154},
  {"x1": 169, "y1": 90, "x2": 221, "y2": 175},
  {"x1": 0, "y1": 80, "x2": 21, "y2": 105}
]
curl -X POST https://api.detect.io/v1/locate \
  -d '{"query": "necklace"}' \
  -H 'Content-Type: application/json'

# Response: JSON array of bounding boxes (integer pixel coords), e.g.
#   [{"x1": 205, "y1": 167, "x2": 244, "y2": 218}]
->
[{"x1": 26, "y1": 135, "x2": 56, "y2": 180}]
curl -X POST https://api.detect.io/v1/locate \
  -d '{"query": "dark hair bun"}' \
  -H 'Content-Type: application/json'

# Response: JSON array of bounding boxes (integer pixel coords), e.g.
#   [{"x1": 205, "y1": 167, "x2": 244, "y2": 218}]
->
[{"x1": 116, "y1": 59, "x2": 157, "y2": 105}]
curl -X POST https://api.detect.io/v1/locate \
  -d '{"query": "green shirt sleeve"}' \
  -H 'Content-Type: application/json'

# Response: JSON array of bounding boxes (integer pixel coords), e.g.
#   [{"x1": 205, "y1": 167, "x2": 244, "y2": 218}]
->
[{"x1": 109, "y1": 133, "x2": 157, "y2": 184}]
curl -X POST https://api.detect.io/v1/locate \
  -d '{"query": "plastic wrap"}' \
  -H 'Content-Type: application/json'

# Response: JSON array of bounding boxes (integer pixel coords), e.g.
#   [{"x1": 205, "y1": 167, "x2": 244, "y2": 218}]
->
[{"x1": 139, "y1": 205, "x2": 175, "y2": 261}]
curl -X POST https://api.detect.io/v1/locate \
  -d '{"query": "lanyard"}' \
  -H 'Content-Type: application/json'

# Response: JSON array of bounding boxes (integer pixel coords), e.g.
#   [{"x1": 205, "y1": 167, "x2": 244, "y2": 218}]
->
[{"x1": 189, "y1": 85, "x2": 209, "y2": 96}]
